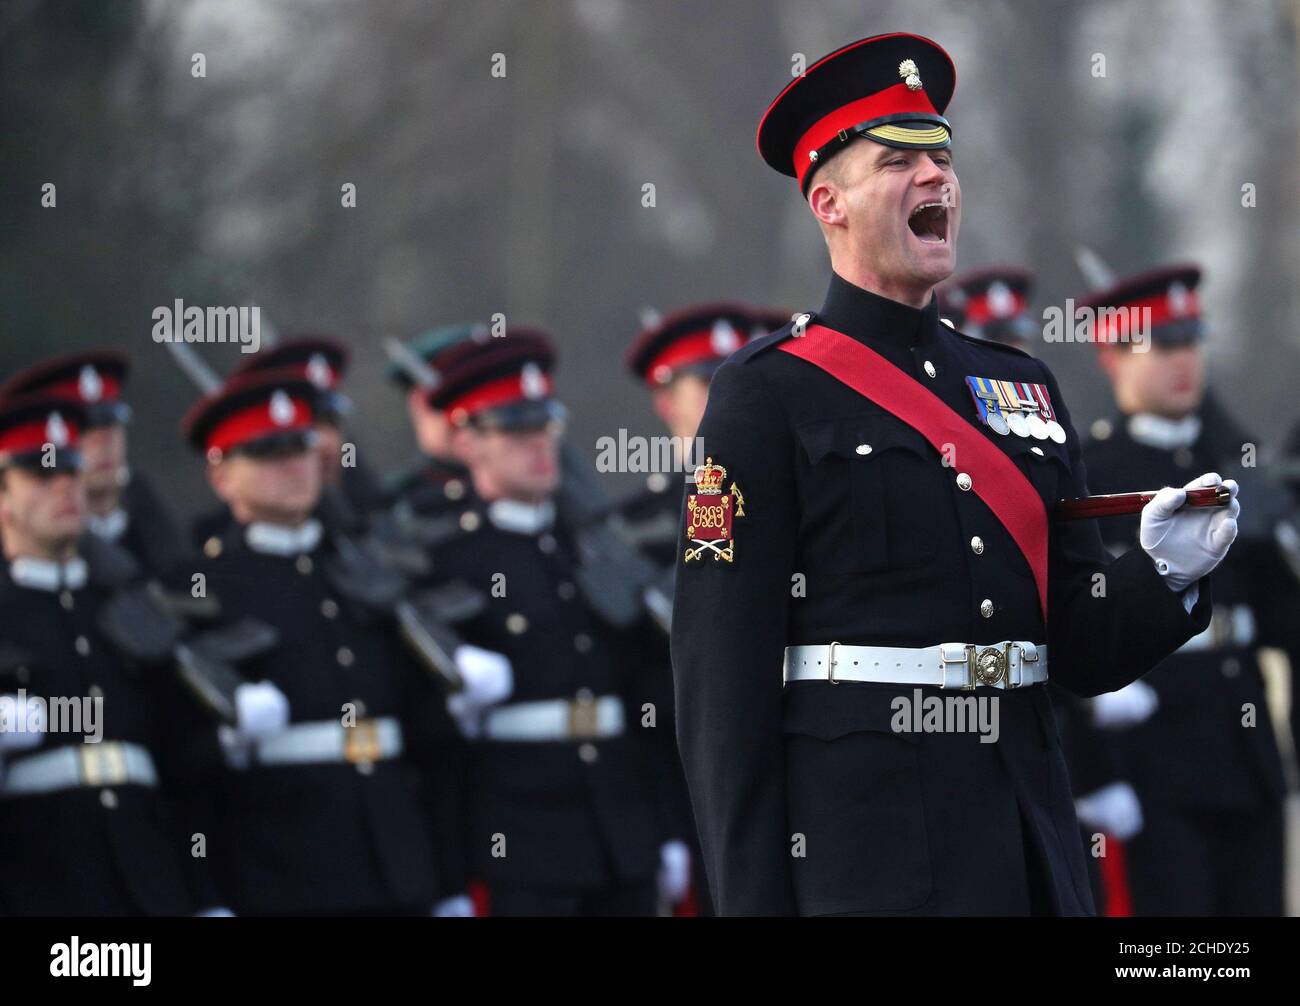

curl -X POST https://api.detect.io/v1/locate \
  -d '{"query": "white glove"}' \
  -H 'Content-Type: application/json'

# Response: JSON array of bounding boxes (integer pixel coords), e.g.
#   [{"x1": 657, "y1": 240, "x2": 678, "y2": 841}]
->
[
  {"x1": 1091, "y1": 680, "x2": 1159, "y2": 729},
  {"x1": 0, "y1": 693, "x2": 45, "y2": 751},
  {"x1": 431, "y1": 894, "x2": 476, "y2": 917},
  {"x1": 194, "y1": 906, "x2": 236, "y2": 917},
  {"x1": 233, "y1": 681, "x2": 290, "y2": 742},
  {"x1": 446, "y1": 645, "x2": 513, "y2": 724},
  {"x1": 1140, "y1": 472, "x2": 1239, "y2": 593},
  {"x1": 1075, "y1": 782, "x2": 1144, "y2": 841},
  {"x1": 656, "y1": 840, "x2": 692, "y2": 905}
]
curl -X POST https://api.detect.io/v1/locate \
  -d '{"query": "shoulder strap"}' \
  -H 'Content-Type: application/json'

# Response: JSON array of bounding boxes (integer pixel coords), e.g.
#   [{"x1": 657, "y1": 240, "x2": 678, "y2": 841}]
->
[{"x1": 778, "y1": 323, "x2": 1048, "y2": 619}]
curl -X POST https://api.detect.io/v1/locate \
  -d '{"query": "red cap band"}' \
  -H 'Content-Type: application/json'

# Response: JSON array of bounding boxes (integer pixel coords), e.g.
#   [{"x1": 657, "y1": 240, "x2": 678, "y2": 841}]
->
[
  {"x1": 206, "y1": 394, "x2": 312, "y2": 454},
  {"x1": 1094, "y1": 291, "x2": 1200, "y2": 344},
  {"x1": 793, "y1": 83, "x2": 939, "y2": 189},
  {"x1": 445, "y1": 372, "x2": 554, "y2": 423}
]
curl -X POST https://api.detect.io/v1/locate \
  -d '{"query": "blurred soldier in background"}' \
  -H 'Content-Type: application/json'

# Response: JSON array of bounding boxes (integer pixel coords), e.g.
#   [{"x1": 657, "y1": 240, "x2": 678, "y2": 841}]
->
[
  {"x1": 419, "y1": 329, "x2": 682, "y2": 916},
  {"x1": 0, "y1": 395, "x2": 220, "y2": 915},
  {"x1": 194, "y1": 335, "x2": 380, "y2": 549},
  {"x1": 1078, "y1": 263, "x2": 1297, "y2": 915},
  {"x1": 937, "y1": 267, "x2": 1037, "y2": 352},
  {"x1": 229, "y1": 334, "x2": 383, "y2": 517},
  {"x1": 383, "y1": 322, "x2": 494, "y2": 514},
  {"x1": 0, "y1": 352, "x2": 190, "y2": 578},
  {"x1": 177, "y1": 369, "x2": 471, "y2": 916},
  {"x1": 613, "y1": 301, "x2": 787, "y2": 913}
]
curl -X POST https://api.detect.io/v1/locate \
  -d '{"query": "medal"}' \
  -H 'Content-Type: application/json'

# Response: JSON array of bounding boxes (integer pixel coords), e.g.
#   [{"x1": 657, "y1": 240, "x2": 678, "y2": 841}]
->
[
  {"x1": 988, "y1": 412, "x2": 1010, "y2": 436},
  {"x1": 1046, "y1": 420, "x2": 1067, "y2": 444},
  {"x1": 1006, "y1": 411, "x2": 1030, "y2": 437},
  {"x1": 1027, "y1": 413, "x2": 1049, "y2": 440}
]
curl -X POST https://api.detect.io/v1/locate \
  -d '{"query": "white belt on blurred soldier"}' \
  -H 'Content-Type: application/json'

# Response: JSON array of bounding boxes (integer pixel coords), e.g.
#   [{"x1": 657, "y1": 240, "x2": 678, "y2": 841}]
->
[
  {"x1": 252, "y1": 716, "x2": 404, "y2": 767},
  {"x1": 482, "y1": 693, "x2": 624, "y2": 742},
  {"x1": 784, "y1": 641, "x2": 1048, "y2": 690},
  {"x1": 0, "y1": 741, "x2": 158, "y2": 798}
]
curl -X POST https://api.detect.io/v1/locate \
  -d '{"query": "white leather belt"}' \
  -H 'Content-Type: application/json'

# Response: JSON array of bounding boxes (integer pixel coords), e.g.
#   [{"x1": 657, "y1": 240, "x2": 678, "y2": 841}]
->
[
  {"x1": 783, "y1": 642, "x2": 1048, "y2": 690},
  {"x1": 482, "y1": 695, "x2": 624, "y2": 742},
  {"x1": 254, "y1": 717, "x2": 403, "y2": 767},
  {"x1": 0, "y1": 742, "x2": 157, "y2": 798}
]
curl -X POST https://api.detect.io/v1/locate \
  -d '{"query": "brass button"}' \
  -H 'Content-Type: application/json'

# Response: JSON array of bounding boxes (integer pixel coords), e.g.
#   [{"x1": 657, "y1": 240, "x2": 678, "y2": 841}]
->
[
  {"x1": 578, "y1": 743, "x2": 599, "y2": 764},
  {"x1": 538, "y1": 534, "x2": 557, "y2": 554},
  {"x1": 74, "y1": 636, "x2": 91, "y2": 657},
  {"x1": 356, "y1": 761, "x2": 375, "y2": 776},
  {"x1": 1031, "y1": 446, "x2": 1044, "y2": 456},
  {"x1": 970, "y1": 536, "x2": 985, "y2": 555},
  {"x1": 59, "y1": 590, "x2": 74, "y2": 611},
  {"x1": 923, "y1": 361, "x2": 937, "y2": 378},
  {"x1": 956, "y1": 472, "x2": 972, "y2": 491},
  {"x1": 506, "y1": 613, "x2": 528, "y2": 635},
  {"x1": 1174, "y1": 447, "x2": 1194, "y2": 469},
  {"x1": 203, "y1": 536, "x2": 223, "y2": 559},
  {"x1": 336, "y1": 646, "x2": 355, "y2": 667},
  {"x1": 574, "y1": 633, "x2": 593, "y2": 654},
  {"x1": 444, "y1": 479, "x2": 466, "y2": 501},
  {"x1": 295, "y1": 555, "x2": 313, "y2": 575},
  {"x1": 980, "y1": 599, "x2": 994, "y2": 618},
  {"x1": 855, "y1": 444, "x2": 872, "y2": 456},
  {"x1": 320, "y1": 598, "x2": 339, "y2": 619},
  {"x1": 100, "y1": 789, "x2": 118, "y2": 810},
  {"x1": 459, "y1": 510, "x2": 481, "y2": 532}
]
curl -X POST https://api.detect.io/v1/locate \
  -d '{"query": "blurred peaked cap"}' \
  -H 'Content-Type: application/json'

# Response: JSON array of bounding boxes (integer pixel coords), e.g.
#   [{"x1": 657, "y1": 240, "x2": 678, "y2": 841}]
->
[
  {"x1": 757, "y1": 32, "x2": 956, "y2": 195},
  {"x1": 229, "y1": 335, "x2": 349, "y2": 389},
  {"x1": 747, "y1": 306, "x2": 797, "y2": 337},
  {"x1": 626, "y1": 302, "x2": 755, "y2": 386},
  {"x1": 1077, "y1": 262, "x2": 1204, "y2": 348},
  {"x1": 181, "y1": 368, "x2": 317, "y2": 459},
  {"x1": 0, "y1": 394, "x2": 88, "y2": 470},
  {"x1": 0, "y1": 350, "x2": 130, "y2": 427},
  {"x1": 426, "y1": 328, "x2": 558, "y2": 427},
  {"x1": 949, "y1": 266, "x2": 1035, "y2": 340},
  {"x1": 386, "y1": 321, "x2": 494, "y2": 387}
]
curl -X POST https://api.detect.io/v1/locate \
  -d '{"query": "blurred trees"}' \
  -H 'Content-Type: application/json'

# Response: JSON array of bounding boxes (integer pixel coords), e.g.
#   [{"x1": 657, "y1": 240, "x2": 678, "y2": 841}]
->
[{"x1": 2, "y1": 0, "x2": 1297, "y2": 514}]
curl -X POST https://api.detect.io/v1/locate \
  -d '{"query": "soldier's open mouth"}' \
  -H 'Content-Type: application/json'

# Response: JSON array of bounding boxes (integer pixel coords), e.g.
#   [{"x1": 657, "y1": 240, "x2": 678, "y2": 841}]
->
[{"x1": 908, "y1": 202, "x2": 948, "y2": 243}]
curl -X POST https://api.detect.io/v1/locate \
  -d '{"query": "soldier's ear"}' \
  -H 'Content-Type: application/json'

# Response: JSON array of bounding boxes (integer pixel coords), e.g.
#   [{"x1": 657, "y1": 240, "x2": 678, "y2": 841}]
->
[
  {"x1": 1095, "y1": 343, "x2": 1123, "y2": 381},
  {"x1": 449, "y1": 424, "x2": 477, "y2": 465},
  {"x1": 206, "y1": 459, "x2": 234, "y2": 504},
  {"x1": 650, "y1": 385, "x2": 675, "y2": 426},
  {"x1": 808, "y1": 176, "x2": 846, "y2": 230}
]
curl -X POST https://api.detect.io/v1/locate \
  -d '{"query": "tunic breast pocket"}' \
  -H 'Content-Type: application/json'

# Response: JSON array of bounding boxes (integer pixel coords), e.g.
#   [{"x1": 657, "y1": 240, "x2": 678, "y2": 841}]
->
[
  {"x1": 796, "y1": 416, "x2": 947, "y2": 574},
  {"x1": 1004, "y1": 438, "x2": 1072, "y2": 513}
]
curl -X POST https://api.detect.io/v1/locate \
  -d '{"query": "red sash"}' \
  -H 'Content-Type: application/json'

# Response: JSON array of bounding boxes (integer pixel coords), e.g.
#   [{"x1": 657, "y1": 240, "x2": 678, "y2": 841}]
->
[{"x1": 778, "y1": 324, "x2": 1049, "y2": 620}]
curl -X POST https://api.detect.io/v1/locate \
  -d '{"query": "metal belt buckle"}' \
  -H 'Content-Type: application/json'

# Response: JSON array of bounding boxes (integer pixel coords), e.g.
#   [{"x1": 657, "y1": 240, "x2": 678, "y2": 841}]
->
[
  {"x1": 973, "y1": 643, "x2": 1012, "y2": 688},
  {"x1": 79, "y1": 743, "x2": 128, "y2": 787},
  {"x1": 344, "y1": 719, "x2": 382, "y2": 765},
  {"x1": 827, "y1": 641, "x2": 841, "y2": 685},
  {"x1": 568, "y1": 697, "x2": 600, "y2": 739}
]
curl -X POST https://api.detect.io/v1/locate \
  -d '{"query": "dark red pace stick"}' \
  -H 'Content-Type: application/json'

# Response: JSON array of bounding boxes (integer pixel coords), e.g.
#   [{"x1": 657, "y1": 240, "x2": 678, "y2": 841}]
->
[{"x1": 1055, "y1": 485, "x2": 1232, "y2": 521}]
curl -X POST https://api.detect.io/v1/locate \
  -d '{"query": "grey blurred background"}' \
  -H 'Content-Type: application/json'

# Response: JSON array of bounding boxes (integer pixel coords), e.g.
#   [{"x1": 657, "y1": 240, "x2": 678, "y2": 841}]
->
[{"x1": 2, "y1": 0, "x2": 1298, "y2": 517}]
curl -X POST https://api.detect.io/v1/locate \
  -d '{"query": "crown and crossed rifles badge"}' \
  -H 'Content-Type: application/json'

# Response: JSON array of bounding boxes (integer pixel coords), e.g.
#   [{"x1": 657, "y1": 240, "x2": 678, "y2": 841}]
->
[{"x1": 684, "y1": 457, "x2": 745, "y2": 563}]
